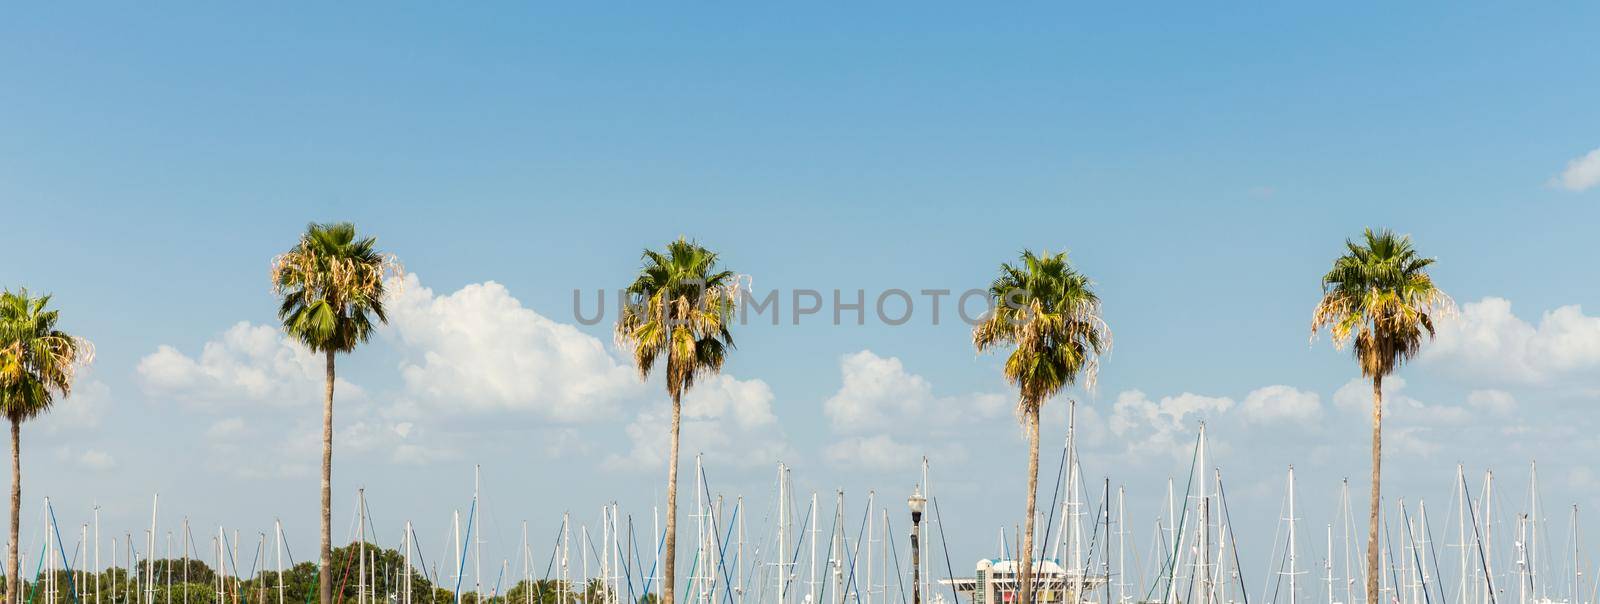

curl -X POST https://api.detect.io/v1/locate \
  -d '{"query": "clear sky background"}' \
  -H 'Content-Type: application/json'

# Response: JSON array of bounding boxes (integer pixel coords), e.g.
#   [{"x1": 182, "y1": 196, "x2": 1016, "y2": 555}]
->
[{"x1": 4, "y1": 3, "x2": 1600, "y2": 600}]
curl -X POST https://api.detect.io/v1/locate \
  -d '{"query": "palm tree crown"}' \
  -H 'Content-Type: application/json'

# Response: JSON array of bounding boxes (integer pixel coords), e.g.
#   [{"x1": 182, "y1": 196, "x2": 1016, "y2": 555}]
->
[
  {"x1": 615, "y1": 237, "x2": 738, "y2": 399},
  {"x1": 1310, "y1": 228, "x2": 1450, "y2": 377},
  {"x1": 271, "y1": 222, "x2": 399, "y2": 353},
  {"x1": 973, "y1": 249, "x2": 1111, "y2": 412},
  {"x1": 0, "y1": 289, "x2": 92, "y2": 422}
]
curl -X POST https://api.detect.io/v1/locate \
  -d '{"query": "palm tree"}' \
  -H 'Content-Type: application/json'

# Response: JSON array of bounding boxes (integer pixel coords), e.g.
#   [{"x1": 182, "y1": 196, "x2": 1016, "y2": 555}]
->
[
  {"x1": 973, "y1": 250, "x2": 1109, "y2": 604},
  {"x1": 0, "y1": 289, "x2": 92, "y2": 604},
  {"x1": 1311, "y1": 228, "x2": 1448, "y2": 604},
  {"x1": 270, "y1": 222, "x2": 399, "y2": 604},
  {"x1": 614, "y1": 237, "x2": 738, "y2": 604}
]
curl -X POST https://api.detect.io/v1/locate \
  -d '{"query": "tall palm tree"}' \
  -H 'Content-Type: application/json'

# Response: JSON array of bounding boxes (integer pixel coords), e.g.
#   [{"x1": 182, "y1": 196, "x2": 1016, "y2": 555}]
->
[
  {"x1": 0, "y1": 289, "x2": 92, "y2": 604},
  {"x1": 973, "y1": 250, "x2": 1109, "y2": 604},
  {"x1": 271, "y1": 222, "x2": 399, "y2": 604},
  {"x1": 1311, "y1": 228, "x2": 1447, "y2": 604},
  {"x1": 614, "y1": 237, "x2": 738, "y2": 604}
]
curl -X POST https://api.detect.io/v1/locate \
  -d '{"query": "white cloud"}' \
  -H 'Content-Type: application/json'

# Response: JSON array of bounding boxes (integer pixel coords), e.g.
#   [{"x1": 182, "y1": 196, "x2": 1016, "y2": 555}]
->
[
  {"x1": 818, "y1": 350, "x2": 1006, "y2": 474},
  {"x1": 1467, "y1": 389, "x2": 1517, "y2": 416},
  {"x1": 136, "y1": 322, "x2": 364, "y2": 409},
  {"x1": 606, "y1": 374, "x2": 786, "y2": 471},
  {"x1": 823, "y1": 350, "x2": 1006, "y2": 432},
  {"x1": 386, "y1": 274, "x2": 639, "y2": 422},
  {"x1": 1552, "y1": 147, "x2": 1600, "y2": 192},
  {"x1": 1426, "y1": 297, "x2": 1600, "y2": 383},
  {"x1": 1108, "y1": 390, "x2": 1233, "y2": 460},
  {"x1": 823, "y1": 351, "x2": 935, "y2": 431},
  {"x1": 1238, "y1": 385, "x2": 1322, "y2": 425}
]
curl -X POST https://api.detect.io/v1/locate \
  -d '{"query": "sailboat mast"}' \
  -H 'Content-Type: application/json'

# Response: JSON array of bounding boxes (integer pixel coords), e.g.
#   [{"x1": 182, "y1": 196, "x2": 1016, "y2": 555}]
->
[
  {"x1": 360, "y1": 489, "x2": 368, "y2": 604},
  {"x1": 1168, "y1": 476, "x2": 1176, "y2": 578},
  {"x1": 455, "y1": 510, "x2": 463, "y2": 604},
  {"x1": 277, "y1": 518, "x2": 286, "y2": 604},
  {"x1": 922, "y1": 456, "x2": 931, "y2": 602},
  {"x1": 1327, "y1": 524, "x2": 1335, "y2": 604},
  {"x1": 148, "y1": 495, "x2": 159, "y2": 604},
  {"x1": 406, "y1": 520, "x2": 415, "y2": 604},
  {"x1": 1478, "y1": 472, "x2": 1491, "y2": 604},
  {"x1": 1118, "y1": 486, "x2": 1128, "y2": 604},
  {"x1": 654, "y1": 505, "x2": 662, "y2": 604},
  {"x1": 834, "y1": 491, "x2": 845, "y2": 604},
  {"x1": 562, "y1": 512, "x2": 571, "y2": 604},
  {"x1": 810, "y1": 491, "x2": 819, "y2": 604},
  {"x1": 183, "y1": 518, "x2": 191, "y2": 604},
  {"x1": 476, "y1": 466, "x2": 483, "y2": 604},
  {"x1": 739, "y1": 495, "x2": 746, "y2": 604},
  {"x1": 1460, "y1": 466, "x2": 1469, "y2": 604},
  {"x1": 1198, "y1": 423, "x2": 1210, "y2": 604},
  {"x1": 1290, "y1": 465, "x2": 1298, "y2": 604},
  {"x1": 1530, "y1": 462, "x2": 1541, "y2": 603},
  {"x1": 866, "y1": 491, "x2": 875, "y2": 604},
  {"x1": 696, "y1": 456, "x2": 705, "y2": 604},
  {"x1": 1069, "y1": 400, "x2": 1082, "y2": 577},
  {"x1": 94, "y1": 506, "x2": 101, "y2": 604},
  {"x1": 778, "y1": 464, "x2": 787, "y2": 604},
  {"x1": 1571, "y1": 505, "x2": 1580, "y2": 604},
  {"x1": 1519, "y1": 514, "x2": 1528, "y2": 604},
  {"x1": 881, "y1": 509, "x2": 889, "y2": 604}
]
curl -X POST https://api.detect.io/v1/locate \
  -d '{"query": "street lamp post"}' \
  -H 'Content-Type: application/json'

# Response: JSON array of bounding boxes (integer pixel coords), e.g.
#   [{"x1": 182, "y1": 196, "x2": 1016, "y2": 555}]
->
[{"x1": 908, "y1": 486, "x2": 927, "y2": 604}]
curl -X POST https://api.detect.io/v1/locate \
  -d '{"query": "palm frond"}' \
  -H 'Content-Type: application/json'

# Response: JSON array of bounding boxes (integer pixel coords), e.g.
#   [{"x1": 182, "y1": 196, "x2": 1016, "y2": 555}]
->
[
  {"x1": 614, "y1": 237, "x2": 739, "y2": 402},
  {"x1": 1310, "y1": 228, "x2": 1451, "y2": 379},
  {"x1": 269, "y1": 222, "x2": 403, "y2": 354},
  {"x1": 972, "y1": 249, "x2": 1111, "y2": 420},
  {"x1": 0, "y1": 289, "x2": 94, "y2": 423}
]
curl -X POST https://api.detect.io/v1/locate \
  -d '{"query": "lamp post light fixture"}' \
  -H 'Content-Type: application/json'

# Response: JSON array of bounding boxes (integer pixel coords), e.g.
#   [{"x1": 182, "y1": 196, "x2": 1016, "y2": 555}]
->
[{"x1": 909, "y1": 485, "x2": 927, "y2": 604}]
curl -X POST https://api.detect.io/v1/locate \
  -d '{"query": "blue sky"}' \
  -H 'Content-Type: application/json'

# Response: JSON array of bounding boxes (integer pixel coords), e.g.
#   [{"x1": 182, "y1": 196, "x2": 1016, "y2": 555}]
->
[{"x1": 4, "y1": 3, "x2": 1600, "y2": 599}]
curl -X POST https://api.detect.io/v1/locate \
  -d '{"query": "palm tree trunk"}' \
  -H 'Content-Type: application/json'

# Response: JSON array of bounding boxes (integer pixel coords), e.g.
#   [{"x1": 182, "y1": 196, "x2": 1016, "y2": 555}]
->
[
  {"x1": 1364, "y1": 375, "x2": 1383, "y2": 604},
  {"x1": 7, "y1": 419, "x2": 19, "y2": 604},
  {"x1": 1018, "y1": 406, "x2": 1040, "y2": 604},
  {"x1": 662, "y1": 392, "x2": 681, "y2": 604},
  {"x1": 320, "y1": 349, "x2": 336, "y2": 604}
]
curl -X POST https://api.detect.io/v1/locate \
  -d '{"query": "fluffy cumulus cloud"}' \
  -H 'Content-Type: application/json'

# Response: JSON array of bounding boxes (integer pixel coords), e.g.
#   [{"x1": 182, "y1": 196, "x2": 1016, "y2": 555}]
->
[
  {"x1": 1426, "y1": 297, "x2": 1600, "y2": 383},
  {"x1": 138, "y1": 273, "x2": 671, "y2": 473},
  {"x1": 1109, "y1": 391, "x2": 1233, "y2": 460},
  {"x1": 606, "y1": 374, "x2": 786, "y2": 471},
  {"x1": 1238, "y1": 385, "x2": 1322, "y2": 425},
  {"x1": 136, "y1": 322, "x2": 364, "y2": 408},
  {"x1": 1552, "y1": 147, "x2": 1600, "y2": 192},
  {"x1": 823, "y1": 350, "x2": 1007, "y2": 432},
  {"x1": 819, "y1": 350, "x2": 1005, "y2": 471},
  {"x1": 823, "y1": 351, "x2": 936, "y2": 431},
  {"x1": 386, "y1": 274, "x2": 640, "y2": 422}
]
